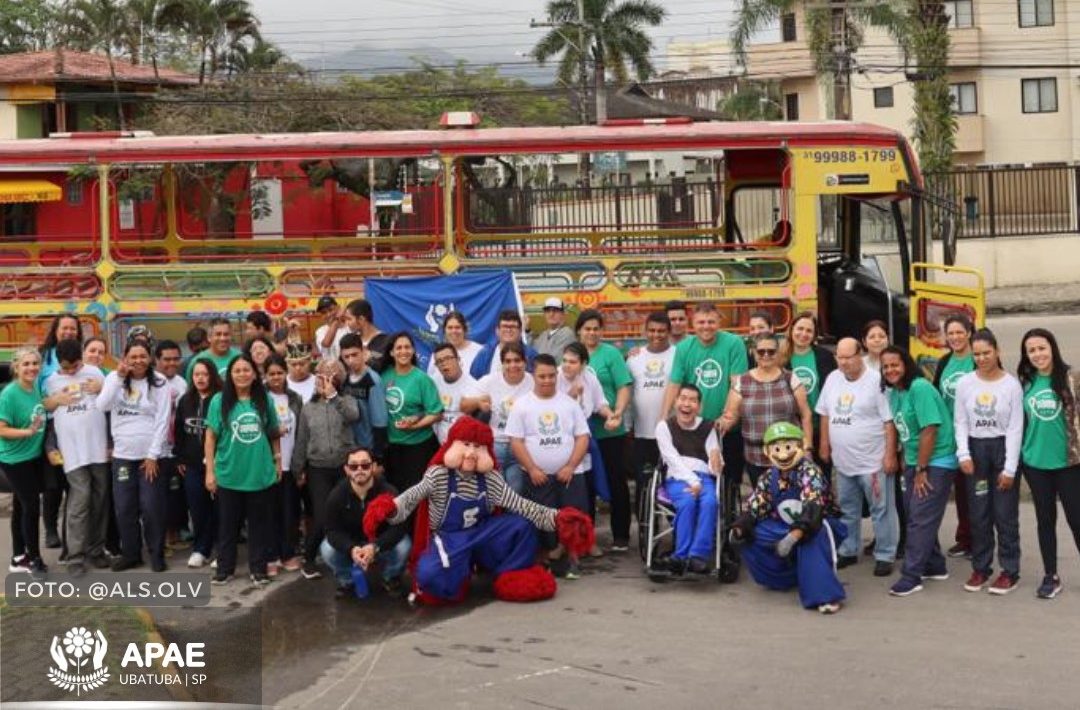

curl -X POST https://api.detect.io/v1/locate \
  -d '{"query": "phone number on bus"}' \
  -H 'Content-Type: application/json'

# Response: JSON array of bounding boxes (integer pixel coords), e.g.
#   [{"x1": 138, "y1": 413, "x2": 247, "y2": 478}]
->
[{"x1": 804, "y1": 149, "x2": 898, "y2": 164}]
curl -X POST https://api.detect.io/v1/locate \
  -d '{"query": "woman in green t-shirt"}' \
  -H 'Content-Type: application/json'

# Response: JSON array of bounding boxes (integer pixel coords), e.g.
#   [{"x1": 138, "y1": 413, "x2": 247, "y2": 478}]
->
[
  {"x1": 881, "y1": 346, "x2": 958, "y2": 597},
  {"x1": 932, "y1": 314, "x2": 976, "y2": 558},
  {"x1": 1018, "y1": 328, "x2": 1080, "y2": 600},
  {"x1": 0, "y1": 346, "x2": 49, "y2": 574},
  {"x1": 205, "y1": 353, "x2": 281, "y2": 587},
  {"x1": 383, "y1": 332, "x2": 444, "y2": 493}
]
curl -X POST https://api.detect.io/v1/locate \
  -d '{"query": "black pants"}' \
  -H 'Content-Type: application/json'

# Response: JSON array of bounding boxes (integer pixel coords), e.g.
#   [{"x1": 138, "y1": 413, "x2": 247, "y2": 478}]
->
[
  {"x1": 3, "y1": 458, "x2": 42, "y2": 560},
  {"x1": 112, "y1": 458, "x2": 168, "y2": 566},
  {"x1": 721, "y1": 430, "x2": 745, "y2": 523},
  {"x1": 216, "y1": 485, "x2": 275, "y2": 577},
  {"x1": 385, "y1": 436, "x2": 439, "y2": 492},
  {"x1": 302, "y1": 466, "x2": 344, "y2": 563},
  {"x1": 597, "y1": 435, "x2": 631, "y2": 544},
  {"x1": 163, "y1": 458, "x2": 188, "y2": 531},
  {"x1": 271, "y1": 470, "x2": 301, "y2": 561},
  {"x1": 42, "y1": 461, "x2": 65, "y2": 536},
  {"x1": 1023, "y1": 464, "x2": 1080, "y2": 576}
]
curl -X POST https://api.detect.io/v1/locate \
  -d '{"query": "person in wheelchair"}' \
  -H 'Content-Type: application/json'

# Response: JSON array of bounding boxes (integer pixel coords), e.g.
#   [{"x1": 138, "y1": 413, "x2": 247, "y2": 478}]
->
[
  {"x1": 655, "y1": 384, "x2": 723, "y2": 576},
  {"x1": 729, "y1": 422, "x2": 846, "y2": 614}
]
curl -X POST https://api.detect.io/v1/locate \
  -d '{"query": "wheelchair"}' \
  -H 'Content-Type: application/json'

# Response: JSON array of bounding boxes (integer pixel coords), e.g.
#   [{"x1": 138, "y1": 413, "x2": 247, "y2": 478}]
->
[{"x1": 638, "y1": 463, "x2": 740, "y2": 584}]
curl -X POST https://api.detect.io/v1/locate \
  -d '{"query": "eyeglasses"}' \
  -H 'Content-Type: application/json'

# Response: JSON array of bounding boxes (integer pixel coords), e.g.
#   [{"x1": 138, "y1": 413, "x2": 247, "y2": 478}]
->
[
  {"x1": 345, "y1": 462, "x2": 373, "y2": 471},
  {"x1": 434, "y1": 355, "x2": 457, "y2": 365},
  {"x1": 755, "y1": 348, "x2": 778, "y2": 357}
]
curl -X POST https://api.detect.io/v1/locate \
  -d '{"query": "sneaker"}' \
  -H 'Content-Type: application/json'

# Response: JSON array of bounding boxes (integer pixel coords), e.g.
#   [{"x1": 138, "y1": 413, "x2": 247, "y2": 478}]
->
[
  {"x1": 68, "y1": 561, "x2": 86, "y2": 578},
  {"x1": 151, "y1": 559, "x2": 167, "y2": 573},
  {"x1": 267, "y1": 560, "x2": 282, "y2": 578},
  {"x1": 282, "y1": 556, "x2": 303, "y2": 572},
  {"x1": 111, "y1": 557, "x2": 142, "y2": 572},
  {"x1": 29, "y1": 558, "x2": 49, "y2": 576},
  {"x1": 548, "y1": 556, "x2": 570, "y2": 578},
  {"x1": 301, "y1": 560, "x2": 323, "y2": 580},
  {"x1": 586, "y1": 545, "x2": 604, "y2": 559},
  {"x1": 187, "y1": 552, "x2": 207, "y2": 568},
  {"x1": 818, "y1": 602, "x2": 841, "y2": 614},
  {"x1": 210, "y1": 558, "x2": 218, "y2": 570},
  {"x1": 667, "y1": 557, "x2": 687, "y2": 577},
  {"x1": 687, "y1": 557, "x2": 710, "y2": 575},
  {"x1": 211, "y1": 573, "x2": 233, "y2": 585},
  {"x1": 947, "y1": 543, "x2": 971, "y2": 558},
  {"x1": 1036, "y1": 574, "x2": 1062, "y2": 600},
  {"x1": 889, "y1": 577, "x2": 924, "y2": 597},
  {"x1": 837, "y1": 555, "x2": 858, "y2": 570},
  {"x1": 249, "y1": 573, "x2": 271, "y2": 588},
  {"x1": 988, "y1": 572, "x2": 1019, "y2": 595},
  {"x1": 381, "y1": 576, "x2": 404, "y2": 597},
  {"x1": 334, "y1": 582, "x2": 353, "y2": 599},
  {"x1": 88, "y1": 554, "x2": 112, "y2": 570},
  {"x1": 565, "y1": 561, "x2": 582, "y2": 580},
  {"x1": 609, "y1": 540, "x2": 629, "y2": 553},
  {"x1": 964, "y1": 570, "x2": 990, "y2": 592},
  {"x1": 873, "y1": 561, "x2": 895, "y2": 577},
  {"x1": 923, "y1": 567, "x2": 949, "y2": 581},
  {"x1": 8, "y1": 555, "x2": 30, "y2": 573}
]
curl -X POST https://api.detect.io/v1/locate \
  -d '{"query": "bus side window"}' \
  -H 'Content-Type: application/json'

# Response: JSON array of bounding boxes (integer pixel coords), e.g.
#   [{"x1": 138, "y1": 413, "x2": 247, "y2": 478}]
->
[{"x1": 817, "y1": 195, "x2": 841, "y2": 252}]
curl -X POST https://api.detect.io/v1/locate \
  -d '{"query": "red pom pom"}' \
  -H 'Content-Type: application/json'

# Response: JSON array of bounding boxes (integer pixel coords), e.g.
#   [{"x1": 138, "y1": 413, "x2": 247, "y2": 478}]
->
[
  {"x1": 555, "y1": 507, "x2": 594, "y2": 558},
  {"x1": 363, "y1": 494, "x2": 397, "y2": 541},
  {"x1": 493, "y1": 565, "x2": 556, "y2": 602},
  {"x1": 263, "y1": 292, "x2": 288, "y2": 316}
]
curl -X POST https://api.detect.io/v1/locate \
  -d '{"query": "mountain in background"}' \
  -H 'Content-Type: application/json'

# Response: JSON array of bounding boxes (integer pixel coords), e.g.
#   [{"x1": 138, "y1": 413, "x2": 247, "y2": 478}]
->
[{"x1": 299, "y1": 44, "x2": 554, "y2": 84}]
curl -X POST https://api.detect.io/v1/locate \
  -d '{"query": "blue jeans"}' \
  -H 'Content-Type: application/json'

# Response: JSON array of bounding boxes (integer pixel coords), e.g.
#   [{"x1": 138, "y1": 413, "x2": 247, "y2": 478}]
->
[
  {"x1": 664, "y1": 475, "x2": 718, "y2": 561},
  {"x1": 494, "y1": 440, "x2": 525, "y2": 494},
  {"x1": 900, "y1": 465, "x2": 955, "y2": 583},
  {"x1": 837, "y1": 470, "x2": 898, "y2": 562},
  {"x1": 967, "y1": 437, "x2": 1020, "y2": 577},
  {"x1": 182, "y1": 461, "x2": 216, "y2": 558},
  {"x1": 112, "y1": 458, "x2": 167, "y2": 566},
  {"x1": 319, "y1": 536, "x2": 411, "y2": 587}
]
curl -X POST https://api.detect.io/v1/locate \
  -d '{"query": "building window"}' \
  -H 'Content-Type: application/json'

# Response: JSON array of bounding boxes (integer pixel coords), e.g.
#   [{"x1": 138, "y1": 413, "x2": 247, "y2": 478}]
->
[
  {"x1": 0, "y1": 204, "x2": 37, "y2": 237},
  {"x1": 784, "y1": 93, "x2": 799, "y2": 121},
  {"x1": 944, "y1": 0, "x2": 974, "y2": 27},
  {"x1": 65, "y1": 180, "x2": 83, "y2": 206},
  {"x1": 1019, "y1": 0, "x2": 1053, "y2": 26},
  {"x1": 1022, "y1": 77, "x2": 1058, "y2": 113},
  {"x1": 781, "y1": 13, "x2": 797, "y2": 41},
  {"x1": 873, "y1": 87, "x2": 894, "y2": 108},
  {"x1": 949, "y1": 82, "x2": 977, "y2": 114}
]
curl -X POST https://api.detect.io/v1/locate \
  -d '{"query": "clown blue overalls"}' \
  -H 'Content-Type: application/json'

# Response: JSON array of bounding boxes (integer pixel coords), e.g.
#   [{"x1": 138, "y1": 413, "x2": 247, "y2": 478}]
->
[{"x1": 731, "y1": 422, "x2": 847, "y2": 613}]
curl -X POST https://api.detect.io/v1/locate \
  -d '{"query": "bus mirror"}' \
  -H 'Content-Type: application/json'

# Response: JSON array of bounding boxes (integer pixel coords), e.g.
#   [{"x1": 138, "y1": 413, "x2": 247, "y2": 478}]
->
[{"x1": 941, "y1": 212, "x2": 957, "y2": 266}]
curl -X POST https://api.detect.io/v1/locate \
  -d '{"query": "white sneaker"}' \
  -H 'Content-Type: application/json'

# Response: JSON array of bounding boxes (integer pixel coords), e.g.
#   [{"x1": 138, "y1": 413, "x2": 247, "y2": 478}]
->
[
  {"x1": 8, "y1": 555, "x2": 30, "y2": 573},
  {"x1": 187, "y1": 552, "x2": 207, "y2": 568},
  {"x1": 210, "y1": 558, "x2": 218, "y2": 570}
]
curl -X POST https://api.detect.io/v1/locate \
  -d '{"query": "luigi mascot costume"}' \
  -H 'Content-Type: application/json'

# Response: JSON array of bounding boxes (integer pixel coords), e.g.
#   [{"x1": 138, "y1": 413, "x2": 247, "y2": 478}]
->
[{"x1": 729, "y1": 422, "x2": 847, "y2": 614}]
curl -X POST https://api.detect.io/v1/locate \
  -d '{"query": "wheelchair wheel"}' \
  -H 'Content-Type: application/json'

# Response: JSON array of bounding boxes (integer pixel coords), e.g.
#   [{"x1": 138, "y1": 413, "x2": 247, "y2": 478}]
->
[{"x1": 717, "y1": 545, "x2": 741, "y2": 584}]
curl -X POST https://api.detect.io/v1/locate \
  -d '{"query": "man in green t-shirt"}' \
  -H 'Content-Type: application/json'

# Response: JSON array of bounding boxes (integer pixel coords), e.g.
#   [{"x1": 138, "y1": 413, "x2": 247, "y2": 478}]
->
[
  {"x1": 186, "y1": 318, "x2": 241, "y2": 380},
  {"x1": 663, "y1": 303, "x2": 749, "y2": 423}
]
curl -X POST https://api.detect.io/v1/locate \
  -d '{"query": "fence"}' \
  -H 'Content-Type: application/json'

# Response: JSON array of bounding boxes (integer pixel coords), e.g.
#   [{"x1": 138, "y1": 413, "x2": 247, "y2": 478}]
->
[{"x1": 929, "y1": 164, "x2": 1078, "y2": 238}]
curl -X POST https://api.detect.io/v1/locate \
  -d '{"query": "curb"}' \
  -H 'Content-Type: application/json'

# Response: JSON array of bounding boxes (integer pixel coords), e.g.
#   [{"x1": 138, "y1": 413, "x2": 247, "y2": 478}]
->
[{"x1": 987, "y1": 300, "x2": 1080, "y2": 316}]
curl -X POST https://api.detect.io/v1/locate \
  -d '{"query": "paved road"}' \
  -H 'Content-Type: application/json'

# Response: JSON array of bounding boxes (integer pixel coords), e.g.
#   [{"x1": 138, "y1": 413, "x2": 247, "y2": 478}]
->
[{"x1": 988, "y1": 312, "x2": 1080, "y2": 369}]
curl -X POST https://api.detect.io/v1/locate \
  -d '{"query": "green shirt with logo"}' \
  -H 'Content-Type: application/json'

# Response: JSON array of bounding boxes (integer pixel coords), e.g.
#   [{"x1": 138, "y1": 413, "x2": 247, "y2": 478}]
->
[
  {"x1": 587, "y1": 342, "x2": 634, "y2": 439},
  {"x1": 186, "y1": 348, "x2": 241, "y2": 380},
  {"x1": 789, "y1": 350, "x2": 822, "y2": 411},
  {"x1": 938, "y1": 353, "x2": 974, "y2": 415},
  {"x1": 1022, "y1": 374, "x2": 1068, "y2": 470},
  {"x1": 384, "y1": 366, "x2": 444, "y2": 446},
  {"x1": 889, "y1": 377, "x2": 958, "y2": 468},
  {"x1": 670, "y1": 332, "x2": 749, "y2": 421},
  {"x1": 206, "y1": 392, "x2": 280, "y2": 491},
  {"x1": 0, "y1": 382, "x2": 45, "y2": 464}
]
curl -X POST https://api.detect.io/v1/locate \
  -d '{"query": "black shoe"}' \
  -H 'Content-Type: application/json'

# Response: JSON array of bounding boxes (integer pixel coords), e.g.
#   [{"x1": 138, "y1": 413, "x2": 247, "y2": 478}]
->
[
  {"x1": 249, "y1": 572, "x2": 271, "y2": 588},
  {"x1": 334, "y1": 582, "x2": 353, "y2": 599},
  {"x1": 687, "y1": 557, "x2": 710, "y2": 575},
  {"x1": 68, "y1": 561, "x2": 87, "y2": 577},
  {"x1": 45, "y1": 530, "x2": 62, "y2": 549},
  {"x1": 668, "y1": 557, "x2": 687, "y2": 577},
  {"x1": 301, "y1": 560, "x2": 323, "y2": 580},
  {"x1": 211, "y1": 573, "x2": 233, "y2": 585},
  {"x1": 874, "y1": 560, "x2": 895, "y2": 577},
  {"x1": 88, "y1": 554, "x2": 112, "y2": 569},
  {"x1": 111, "y1": 557, "x2": 142, "y2": 572},
  {"x1": 29, "y1": 558, "x2": 49, "y2": 576},
  {"x1": 151, "y1": 560, "x2": 167, "y2": 573},
  {"x1": 381, "y1": 577, "x2": 404, "y2": 597},
  {"x1": 837, "y1": 555, "x2": 858, "y2": 570}
]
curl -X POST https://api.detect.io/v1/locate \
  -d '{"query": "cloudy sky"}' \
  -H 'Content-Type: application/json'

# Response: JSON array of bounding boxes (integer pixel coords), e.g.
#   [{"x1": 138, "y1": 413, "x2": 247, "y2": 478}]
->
[{"x1": 250, "y1": 0, "x2": 747, "y2": 78}]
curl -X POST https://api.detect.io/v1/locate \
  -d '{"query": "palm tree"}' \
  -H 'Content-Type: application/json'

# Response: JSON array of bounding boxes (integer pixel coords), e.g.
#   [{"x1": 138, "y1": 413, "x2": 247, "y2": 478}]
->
[
  {"x1": 160, "y1": 0, "x2": 259, "y2": 84},
  {"x1": 60, "y1": 0, "x2": 128, "y2": 129},
  {"x1": 119, "y1": 0, "x2": 172, "y2": 78},
  {"x1": 731, "y1": 0, "x2": 908, "y2": 119},
  {"x1": 532, "y1": 0, "x2": 666, "y2": 124}
]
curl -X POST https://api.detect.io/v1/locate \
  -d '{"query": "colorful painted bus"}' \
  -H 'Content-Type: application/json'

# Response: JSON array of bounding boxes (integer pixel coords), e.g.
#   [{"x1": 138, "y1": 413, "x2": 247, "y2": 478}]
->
[{"x1": 0, "y1": 120, "x2": 982, "y2": 365}]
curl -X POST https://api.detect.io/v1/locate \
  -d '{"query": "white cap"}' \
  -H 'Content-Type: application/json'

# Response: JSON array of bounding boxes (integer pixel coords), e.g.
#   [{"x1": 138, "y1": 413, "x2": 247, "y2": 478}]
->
[{"x1": 543, "y1": 297, "x2": 564, "y2": 311}]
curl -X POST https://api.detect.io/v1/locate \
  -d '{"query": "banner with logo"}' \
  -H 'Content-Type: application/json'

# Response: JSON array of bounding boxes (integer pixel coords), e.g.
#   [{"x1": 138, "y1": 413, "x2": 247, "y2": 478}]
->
[{"x1": 364, "y1": 270, "x2": 523, "y2": 371}]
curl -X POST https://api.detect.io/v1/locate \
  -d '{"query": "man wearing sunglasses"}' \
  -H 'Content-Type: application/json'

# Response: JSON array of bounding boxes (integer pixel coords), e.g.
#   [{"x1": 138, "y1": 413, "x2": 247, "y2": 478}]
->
[{"x1": 320, "y1": 447, "x2": 411, "y2": 598}]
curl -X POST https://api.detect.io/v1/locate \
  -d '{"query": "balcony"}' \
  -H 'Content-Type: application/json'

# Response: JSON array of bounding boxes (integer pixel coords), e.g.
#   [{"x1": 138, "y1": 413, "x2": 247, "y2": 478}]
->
[
  {"x1": 948, "y1": 27, "x2": 982, "y2": 67},
  {"x1": 955, "y1": 114, "x2": 984, "y2": 153},
  {"x1": 745, "y1": 41, "x2": 815, "y2": 80}
]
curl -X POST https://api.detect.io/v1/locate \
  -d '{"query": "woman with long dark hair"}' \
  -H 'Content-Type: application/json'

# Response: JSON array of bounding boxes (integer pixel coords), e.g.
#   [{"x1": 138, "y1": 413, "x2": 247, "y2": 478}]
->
[
  {"x1": 881, "y1": 346, "x2": 958, "y2": 597},
  {"x1": 204, "y1": 353, "x2": 281, "y2": 586},
  {"x1": 174, "y1": 358, "x2": 223, "y2": 568},
  {"x1": 954, "y1": 328, "x2": 1023, "y2": 594},
  {"x1": 97, "y1": 341, "x2": 171, "y2": 571},
  {"x1": 933, "y1": 314, "x2": 976, "y2": 558},
  {"x1": 383, "y1": 332, "x2": 443, "y2": 493},
  {"x1": 264, "y1": 354, "x2": 304, "y2": 575},
  {"x1": 1017, "y1": 328, "x2": 1080, "y2": 600}
]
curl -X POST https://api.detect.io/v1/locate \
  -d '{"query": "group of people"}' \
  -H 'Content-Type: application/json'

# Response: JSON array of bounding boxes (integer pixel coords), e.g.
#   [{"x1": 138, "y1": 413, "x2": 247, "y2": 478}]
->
[{"x1": 1, "y1": 299, "x2": 1078, "y2": 612}]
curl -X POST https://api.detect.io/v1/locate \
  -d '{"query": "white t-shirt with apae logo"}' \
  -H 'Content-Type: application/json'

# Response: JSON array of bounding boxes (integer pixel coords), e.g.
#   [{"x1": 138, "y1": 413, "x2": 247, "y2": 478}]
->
[
  {"x1": 44, "y1": 365, "x2": 108, "y2": 473},
  {"x1": 627, "y1": 346, "x2": 675, "y2": 440},
  {"x1": 477, "y1": 373, "x2": 534, "y2": 443},
  {"x1": 815, "y1": 367, "x2": 892, "y2": 477},
  {"x1": 505, "y1": 391, "x2": 590, "y2": 475},
  {"x1": 432, "y1": 371, "x2": 482, "y2": 444}
]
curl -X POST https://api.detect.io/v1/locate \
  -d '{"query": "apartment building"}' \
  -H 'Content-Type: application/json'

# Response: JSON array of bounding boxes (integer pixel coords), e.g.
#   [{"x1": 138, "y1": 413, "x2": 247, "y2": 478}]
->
[{"x1": 734, "y1": 0, "x2": 1080, "y2": 166}]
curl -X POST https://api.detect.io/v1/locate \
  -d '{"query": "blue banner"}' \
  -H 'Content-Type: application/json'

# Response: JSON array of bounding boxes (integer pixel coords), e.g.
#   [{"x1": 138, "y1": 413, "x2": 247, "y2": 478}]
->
[{"x1": 364, "y1": 271, "x2": 522, "y2": 371}]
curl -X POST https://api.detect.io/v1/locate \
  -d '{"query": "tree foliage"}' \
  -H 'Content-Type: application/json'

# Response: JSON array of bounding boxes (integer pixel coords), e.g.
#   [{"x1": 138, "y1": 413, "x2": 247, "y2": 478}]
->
[
  {"x1": 716, "y1": 82, "x2": 783, "y2": 120},
  {"x1": 908, "y1": 0, "x2": 955, "y2": 175}
]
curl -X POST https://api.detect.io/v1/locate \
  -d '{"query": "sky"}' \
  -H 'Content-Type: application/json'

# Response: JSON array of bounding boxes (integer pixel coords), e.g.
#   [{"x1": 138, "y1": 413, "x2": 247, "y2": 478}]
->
[{"x1": 249, "y1": 0, "x2": 746, "y2": 78}]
